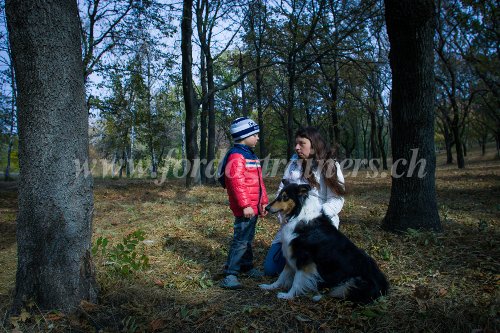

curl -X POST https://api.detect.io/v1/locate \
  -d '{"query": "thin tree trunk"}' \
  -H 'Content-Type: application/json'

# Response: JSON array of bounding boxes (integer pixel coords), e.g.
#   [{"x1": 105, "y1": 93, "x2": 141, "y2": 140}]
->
[
  {"x1": 286, "y1": 57, "x2": 296, "y2": 159},
  {"x1": 256, "y1": 60, "x2": 268, "y2": 158},
  {"x1": 7, "y1": 0, "x2": 97, "y2": 312},
  {"x1": 199, "y1": 49, "x2": 208, "y2": 183},
  {"x1": 442, "y1": 121, "x2": 454, "y2": 164},
  {"x1": 321, "y1": 57, "x2": 340, "y2": 145},
  {"x1": 239, "y1": 49, "x2": 248, "y2": 117},
  {"x1": 382, "y1": 0, "x2": 442, "y2": 232},
  {"x1": 182, "y1": 0, "x2": 200, "y2": 187},
  {"x1": 377, "y1": 115, "x2": 388, "y2": 170},
  {"x1": 196, "y1": 0, "x2": 208, "y2": 183},
  {"x1": 362, "y1": 119, "x2": 369, "y2": 160},
  {"x1": 248, "y1": 0, "x2": 268, "y2": 158},
  {"x1": 370, "y1": 107, "x2": 380, "y2": 168},
  {"x1": 206, "y1": 49, "x2": 216, "y2": 184},
  {"x1": 146, "y1": 50, "x2": 157, "y2": 178},
  {"x1": 451, "y1": 122, "x2": 465, "y2": 168}
]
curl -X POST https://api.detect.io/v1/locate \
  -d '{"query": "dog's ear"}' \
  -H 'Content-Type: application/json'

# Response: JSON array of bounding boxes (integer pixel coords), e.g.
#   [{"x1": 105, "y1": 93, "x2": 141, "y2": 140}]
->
[{"x1": 298, "y1": 184, "x2": 311, "y2": 196}]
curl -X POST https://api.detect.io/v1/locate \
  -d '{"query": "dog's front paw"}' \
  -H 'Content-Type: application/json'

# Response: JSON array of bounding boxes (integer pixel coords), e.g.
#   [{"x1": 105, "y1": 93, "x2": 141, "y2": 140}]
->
[
  {"x1": 259, "y1": 283, "x2": 277, "y2": 290},
  {"x1": 277, "y1": 292, "x2": 294, "y2": 300}
]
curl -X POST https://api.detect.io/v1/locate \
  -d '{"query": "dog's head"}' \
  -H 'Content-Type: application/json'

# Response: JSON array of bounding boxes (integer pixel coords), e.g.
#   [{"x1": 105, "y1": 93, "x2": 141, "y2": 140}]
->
[{"x1": 265, "y1": 183, "x2": 311, "y2": 218}]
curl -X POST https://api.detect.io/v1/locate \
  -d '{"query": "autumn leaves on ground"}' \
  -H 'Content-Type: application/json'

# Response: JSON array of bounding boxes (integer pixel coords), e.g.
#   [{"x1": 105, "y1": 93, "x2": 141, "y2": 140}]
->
[{"x1": 0, "y1": 151, "x2": 499, "y2": 332}]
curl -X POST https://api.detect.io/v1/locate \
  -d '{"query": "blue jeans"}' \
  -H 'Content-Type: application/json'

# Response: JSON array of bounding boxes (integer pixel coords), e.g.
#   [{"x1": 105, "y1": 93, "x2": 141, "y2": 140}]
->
[
  {"x1": 224, "y1": 216, "x2": 258, "y2": 276},
  {"x1": 263, "y1": 242, "x2": 286, "y2": 276}
]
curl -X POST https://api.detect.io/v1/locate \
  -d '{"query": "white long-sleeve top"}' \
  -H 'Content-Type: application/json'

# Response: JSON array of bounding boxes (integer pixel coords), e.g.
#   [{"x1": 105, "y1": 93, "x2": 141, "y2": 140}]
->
[{"x1": 272, "y1": 154, "x2": 345, "y2": 244}]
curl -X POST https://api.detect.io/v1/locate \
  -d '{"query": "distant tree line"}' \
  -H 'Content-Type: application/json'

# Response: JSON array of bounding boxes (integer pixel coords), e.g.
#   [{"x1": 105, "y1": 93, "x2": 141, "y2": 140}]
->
[{"x1": 0, "y1": 0, "x2": 498, "y2": 183}]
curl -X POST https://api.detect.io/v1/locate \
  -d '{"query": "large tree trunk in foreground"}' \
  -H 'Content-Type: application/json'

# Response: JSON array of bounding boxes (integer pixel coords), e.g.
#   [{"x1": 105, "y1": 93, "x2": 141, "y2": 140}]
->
[
  {"x1": 382, "y1": 0, "x2": 442, "y2": 232},
  {"x1": 6, "y1": 0, "x2": 97, "y2": 312}
]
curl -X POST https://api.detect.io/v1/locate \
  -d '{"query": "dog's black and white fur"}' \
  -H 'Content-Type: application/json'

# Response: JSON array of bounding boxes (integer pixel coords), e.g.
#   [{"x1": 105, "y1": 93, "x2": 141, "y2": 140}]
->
[{"x1": 260, "y1": 183, "x2": 389, "y2": 303}]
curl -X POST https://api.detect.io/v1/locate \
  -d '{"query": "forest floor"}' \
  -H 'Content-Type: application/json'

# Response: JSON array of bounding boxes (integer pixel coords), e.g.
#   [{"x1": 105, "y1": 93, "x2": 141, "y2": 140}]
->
[{"x1": 0, "y1": 149, "x2": 499, "y2": 332}]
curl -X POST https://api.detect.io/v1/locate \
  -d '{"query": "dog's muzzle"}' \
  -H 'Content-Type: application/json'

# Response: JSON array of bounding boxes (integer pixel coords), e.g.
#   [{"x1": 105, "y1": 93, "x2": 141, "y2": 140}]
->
[{"x1": 265, "y1": 204, "x2": 280, "y2": 214}]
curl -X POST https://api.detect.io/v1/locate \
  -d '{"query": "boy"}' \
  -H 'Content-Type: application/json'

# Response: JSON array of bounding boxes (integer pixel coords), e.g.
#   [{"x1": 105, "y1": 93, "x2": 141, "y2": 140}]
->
[{"x1": 218, "y1": 117, "x2": 269, "y2": 289}]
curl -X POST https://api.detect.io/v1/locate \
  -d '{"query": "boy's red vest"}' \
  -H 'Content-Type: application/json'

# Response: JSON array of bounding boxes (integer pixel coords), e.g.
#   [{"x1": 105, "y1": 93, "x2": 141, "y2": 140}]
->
[{"x1": 223, "y1": 144, "x2": 268, "y2": 217}]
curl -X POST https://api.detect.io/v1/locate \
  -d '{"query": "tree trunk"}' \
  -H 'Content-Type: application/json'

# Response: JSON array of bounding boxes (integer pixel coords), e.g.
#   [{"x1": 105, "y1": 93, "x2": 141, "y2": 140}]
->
[
  {"x1": 377, "y1": 115, "x2": 388, "y2": 170},
  {"x1": 323, "y1": 57, "x2": 340, "y2": 145},
  {"x1": 6, "y1": 0, "x2": 97, "y2": 313},
  {"x1": 286, "y1": 57, "x2": 296, "y2": 160},
  {"x1": 256, "y1": 59, "x2": 268, "y2": 158},
  {"x1": 451, "y1": 122, "x2": 465, "y2": 168},
  {"x1": 370, "y1": 107, "x2": 380, "y2": 168},
  {"x1": 119, "y1": 150, "x2": 125, "y2": 178},
  {"x1": 206, "y1": 49, "x2": 216, "y2": 184},
  {"x1": 199, "y1": 48, "x2": 208, "y2": 183},
  {"x1": 182, "y1": 0, "x2": 201, "y2": 187},
  {"x1": 196, "y1": 0, "x2": 208, "y2": 183},
  {"x1": 382, "y1": 0, "x2": 442, "y2": 232},
  {"x1": 442, "y1": 121, "x2": 454, "y2": 164},
  {"x1": 361, "y1": 118, "x2": 369, "y2": 159},
  {"x1": 146, "y1": 51, "x2": 157, "y2": 178},
  {"x1": 248, "y1": 0, "x2": 268, "y2": 159},
  {"x1": 239, "y1": 50, "x2": 248, "y2": 117}
]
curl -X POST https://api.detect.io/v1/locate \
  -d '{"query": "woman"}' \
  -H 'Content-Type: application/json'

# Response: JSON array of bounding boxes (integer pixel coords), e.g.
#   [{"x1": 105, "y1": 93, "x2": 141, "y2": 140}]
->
[{"x1": 263, "y1": 127, "x2": 346, "y2": 276}]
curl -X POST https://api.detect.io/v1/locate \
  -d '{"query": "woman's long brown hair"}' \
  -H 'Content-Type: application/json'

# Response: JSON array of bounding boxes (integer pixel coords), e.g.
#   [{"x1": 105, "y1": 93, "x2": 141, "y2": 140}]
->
[{"x1": 295, "y1": 127, "x2": 346, "y2": 196}]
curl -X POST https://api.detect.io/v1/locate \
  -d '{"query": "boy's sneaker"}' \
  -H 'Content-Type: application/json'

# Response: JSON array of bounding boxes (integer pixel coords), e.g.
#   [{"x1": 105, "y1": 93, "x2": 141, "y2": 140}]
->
[
  {"x1": 219, "y1": 275, "x2": 242, "y2": 289},
  {"x1": 243, "y1": 268, "x2": 264, "y2": 279}
]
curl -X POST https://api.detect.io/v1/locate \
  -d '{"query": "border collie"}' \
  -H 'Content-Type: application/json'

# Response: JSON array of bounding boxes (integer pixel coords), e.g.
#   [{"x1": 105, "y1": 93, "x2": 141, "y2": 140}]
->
[{"x1": 259, "y1": 183, "x2": 389, "y2": 303}]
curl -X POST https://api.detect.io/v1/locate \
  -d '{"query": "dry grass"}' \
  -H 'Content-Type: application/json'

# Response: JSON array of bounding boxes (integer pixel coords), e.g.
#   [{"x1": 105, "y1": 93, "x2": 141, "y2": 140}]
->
[{"x1": 0, "y1": 150, "x2": 499, "y2": 332}]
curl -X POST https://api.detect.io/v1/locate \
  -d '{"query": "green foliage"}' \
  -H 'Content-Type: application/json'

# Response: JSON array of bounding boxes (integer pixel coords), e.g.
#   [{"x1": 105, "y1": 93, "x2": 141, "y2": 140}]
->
[
  {"x1": 92, "y1": 230, "x2": 149, "y2": 277},
  {"x1": 197, "y1": 271, "x2": 214, "y2": 289},
  {"x1": 404, "y1": 228, "x2": 439, "y2": 246},
  {"x1": 352, "y1": 296, "x2": 389, "y2": 319}
]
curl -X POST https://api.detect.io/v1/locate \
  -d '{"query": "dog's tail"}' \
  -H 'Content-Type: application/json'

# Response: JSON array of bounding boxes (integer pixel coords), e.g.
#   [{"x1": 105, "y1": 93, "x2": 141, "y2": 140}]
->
[{"x1": 346, "y1": 269, "x2": 389, "y2": 304}]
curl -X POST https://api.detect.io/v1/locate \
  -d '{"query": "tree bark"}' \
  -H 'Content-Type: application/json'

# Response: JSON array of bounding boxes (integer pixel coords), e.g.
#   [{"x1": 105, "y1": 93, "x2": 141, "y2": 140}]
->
[
  {"x1": 182, "y1": 0, "x2": 201, "y2": 187},
  {"x1": 451, "y1": 113, "x2": 465, "y2": 168},
  {"x1": 206, "y1": 48, "x2": 217, "y2": 184},
  {"x1": 377, "y1": 115, "x2": 388, "y2": 170},
  {"x1": 369, "y1": 106, "x2": 380, "y2": 168},
  {"x1": 199, "y1": 50, "x2": 208, "y2": 183},
  {"x1": 196, "y1": 0, "x2": 208, "y2": 183},
  {"x1": 441, "y1": 119, "x2": 454, "y2": 164},
  {"x1": 239, "y1": 50, "x2": 248, "y2": 117},
  {"x1": 382, "y1": 0, "x2": 442, "y2": 232},
  {"x1": 6, "y1": 0, "x2": 97, "y2": 312},
  {"x1": 146, "y1": 50, "x2": 157, "y2": 178},
  {"x1": 247, "y1": 0, "x2": 268, "y2": 158},
  {"x1": 256, "y1": 59, "x2": 268, "y2": 158},
  {"x1": 286, "y1": 57, "x2": 296, "y2": 160},
  {"x1": 318, "y1": 58, "x2": 340, "y2": 146}
]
